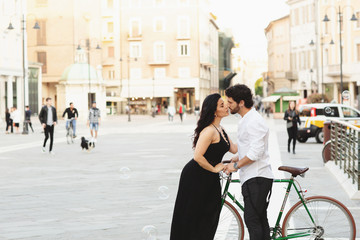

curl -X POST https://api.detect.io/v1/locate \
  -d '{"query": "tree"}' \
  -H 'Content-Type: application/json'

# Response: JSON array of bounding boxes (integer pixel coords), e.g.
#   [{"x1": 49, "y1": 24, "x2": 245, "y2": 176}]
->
[
  {"x1": 306, "y1": 93, "x2": 329, "y2": 103},
  {"x1": 254, "y1": 77, "x2": 263, "y2": 96}
]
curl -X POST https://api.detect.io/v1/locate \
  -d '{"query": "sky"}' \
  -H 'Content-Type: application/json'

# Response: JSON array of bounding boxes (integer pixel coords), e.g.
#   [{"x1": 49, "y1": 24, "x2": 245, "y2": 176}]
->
[{"x1": 211, "y1": 0, "x2": 289, "y2": 61}]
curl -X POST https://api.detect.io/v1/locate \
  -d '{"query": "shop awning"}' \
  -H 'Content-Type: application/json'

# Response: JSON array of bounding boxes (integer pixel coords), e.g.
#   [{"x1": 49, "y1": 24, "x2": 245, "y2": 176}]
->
[
  {"x1": 283, "y1": 96, "x2": 302, "y2": 101},
  {"x1": 261, "y1": 95, "x2": 281, "y2": 103}
]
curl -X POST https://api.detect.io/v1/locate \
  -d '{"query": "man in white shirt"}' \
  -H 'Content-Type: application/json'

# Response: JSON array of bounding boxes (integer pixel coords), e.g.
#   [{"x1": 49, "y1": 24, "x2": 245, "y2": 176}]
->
[{"x1": 224, "y1": 84, "x2": 274, "y2": 240}]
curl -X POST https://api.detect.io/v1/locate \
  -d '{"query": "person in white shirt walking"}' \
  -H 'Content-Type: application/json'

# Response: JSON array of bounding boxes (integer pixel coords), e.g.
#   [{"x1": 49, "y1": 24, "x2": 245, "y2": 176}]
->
[
  {"x1": 11, "y1": 107, "x2": 21, "y2": 134},
  {"x1": 224, "y1": 84, "x2": 274, "y2": 240},
  {"x1": 87, "y1": 101, "x2": 101, "y2": 144}
]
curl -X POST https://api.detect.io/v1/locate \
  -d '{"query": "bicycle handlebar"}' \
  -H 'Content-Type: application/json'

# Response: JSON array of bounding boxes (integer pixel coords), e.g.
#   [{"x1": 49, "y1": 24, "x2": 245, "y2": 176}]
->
[{"x1": 222, "y1": 160, "x2": 231, "y2": 164}]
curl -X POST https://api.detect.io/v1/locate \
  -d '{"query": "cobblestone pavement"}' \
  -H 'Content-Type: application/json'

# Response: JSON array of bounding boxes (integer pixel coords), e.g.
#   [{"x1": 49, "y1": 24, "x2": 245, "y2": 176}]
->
[{"x1": 0, "y1": 114, "x2": 359, "y2": 239}]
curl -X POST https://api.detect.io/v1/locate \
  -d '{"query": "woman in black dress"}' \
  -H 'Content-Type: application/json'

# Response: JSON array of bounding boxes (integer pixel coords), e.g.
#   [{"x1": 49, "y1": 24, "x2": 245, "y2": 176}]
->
[
  {"x1": 170, "y1": 93, "x2": 238, "y2": 240},
  {"x1": 284, "y1": 101, "x2": 301, "y2": 154}
]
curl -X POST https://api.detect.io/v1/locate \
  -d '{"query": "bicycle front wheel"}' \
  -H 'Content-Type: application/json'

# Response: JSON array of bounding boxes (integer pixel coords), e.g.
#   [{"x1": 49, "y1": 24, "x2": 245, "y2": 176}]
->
[
  {"x1": 282, "y1": 196, "x2": 356, "y2": 239},
  {"x1": 66, "y1": 127, "x2": 73, "y2": 144},
  {"x1": 214, "y1": 200, "x2": 244, "y2": 240}
]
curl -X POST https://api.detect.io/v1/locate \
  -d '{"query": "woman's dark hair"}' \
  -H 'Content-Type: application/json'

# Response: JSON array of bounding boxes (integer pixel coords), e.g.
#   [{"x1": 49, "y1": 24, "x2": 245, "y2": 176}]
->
[
  {"x1": 287, "y1": 101, "x2": 298, "y2": 114},
  {"x1": 192, "y1": 93, "x2": 221, "y2": 148},
  {"x1": 225, "y1": 84, "x2": 254, "y2": 108}
]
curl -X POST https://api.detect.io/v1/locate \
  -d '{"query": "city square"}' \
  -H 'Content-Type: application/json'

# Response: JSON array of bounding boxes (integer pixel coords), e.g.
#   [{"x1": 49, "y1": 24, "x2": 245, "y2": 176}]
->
[{"x1": 0, "y1": 115, "x2": 359, "y2": 239}]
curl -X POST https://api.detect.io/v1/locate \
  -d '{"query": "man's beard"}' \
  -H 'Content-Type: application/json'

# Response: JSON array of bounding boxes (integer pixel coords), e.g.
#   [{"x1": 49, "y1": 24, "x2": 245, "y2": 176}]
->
[{"x1": 230, "y1": 105, "x2": 240, "y2": 114}]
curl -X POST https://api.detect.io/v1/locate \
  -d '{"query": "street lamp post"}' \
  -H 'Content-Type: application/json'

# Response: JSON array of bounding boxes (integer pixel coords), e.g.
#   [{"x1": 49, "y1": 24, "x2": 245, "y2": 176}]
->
[
  {"x1": 7, "y1": 15, "x2": 40, "y2": 135},
  {"x1": 323, "y1": 6, "x2": 358, "y2": 104},
  {"x1": 122, "y1": 56, "x2": 137, "y2": 122},
  {"x1": 77, "y1": 39, "x2": 101, "y2": 108}
]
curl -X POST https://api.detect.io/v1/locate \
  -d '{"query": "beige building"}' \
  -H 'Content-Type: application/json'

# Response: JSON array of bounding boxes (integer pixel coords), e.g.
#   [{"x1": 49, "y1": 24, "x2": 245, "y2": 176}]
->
[
  {"x1": 105, "y1": 0, "x2": 219, "y2": 114},
  {"x1": 27, "y1": 0, "x2": 103, "y2": 113},
  {"x1": 27, "y1": 0, "x2": 219, "y2": 116},
  {"x1": 318, "y1": 0, "x2": 360, "y2": 106},
  {"x1": 265, "y1": 15, "x2": 291, "y2": 95}
]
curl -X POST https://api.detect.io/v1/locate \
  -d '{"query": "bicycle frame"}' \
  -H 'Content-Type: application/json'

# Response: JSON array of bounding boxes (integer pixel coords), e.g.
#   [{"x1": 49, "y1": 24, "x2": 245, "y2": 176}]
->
[{"x1": 220, "y1": 175, "x2": 316, "y2": 240}]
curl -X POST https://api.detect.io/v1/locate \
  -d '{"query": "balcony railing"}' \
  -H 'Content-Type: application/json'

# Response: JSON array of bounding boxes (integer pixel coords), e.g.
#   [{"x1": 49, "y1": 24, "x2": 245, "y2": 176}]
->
[
  {"x1": 329, "y1": 119, "x2": 360, "y2": 190},
  {"x1": 285, "y1": 71, "x2": 298, "y2": 80},
  {"x1": 326, "y1": 64, "x2": 341, "y2": 76}
]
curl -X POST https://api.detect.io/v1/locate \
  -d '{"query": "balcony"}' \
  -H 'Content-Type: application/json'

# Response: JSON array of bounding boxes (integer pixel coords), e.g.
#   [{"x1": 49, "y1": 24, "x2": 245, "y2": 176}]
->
[
  {"x1": 148, "y1": 59, "x2": 170, "y2": 65},
  {"x1": 326, "y1": 64, "x2": 341, "y2": 77},
  {"x1": 128, "y1": 33, "x2": 142, "y2": 41},
  {"x1": 102, "y1": 33, "x2": 114, "y2": 42},
  {"x1": 285, "y1": 71, "x2": 298, "y2": 80}
]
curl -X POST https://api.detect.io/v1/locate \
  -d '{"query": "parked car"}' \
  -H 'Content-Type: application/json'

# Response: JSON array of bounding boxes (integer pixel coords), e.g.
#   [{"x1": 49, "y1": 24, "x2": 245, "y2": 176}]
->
[{"x1": 297, "y1": 103, "x2": 360, "y2": 143}]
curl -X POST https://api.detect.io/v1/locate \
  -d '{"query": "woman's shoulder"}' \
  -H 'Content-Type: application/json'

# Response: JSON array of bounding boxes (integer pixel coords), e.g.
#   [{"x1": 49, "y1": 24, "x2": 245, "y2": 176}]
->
[{"x1": 200, "y1": 125, "x2": 217, "y2": 137}]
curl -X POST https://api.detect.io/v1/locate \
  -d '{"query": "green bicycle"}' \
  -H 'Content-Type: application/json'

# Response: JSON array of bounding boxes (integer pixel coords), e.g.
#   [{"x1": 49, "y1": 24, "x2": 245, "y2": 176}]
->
[{"x1": 215, "y1": 164, "x2": 357, "y2": 240}]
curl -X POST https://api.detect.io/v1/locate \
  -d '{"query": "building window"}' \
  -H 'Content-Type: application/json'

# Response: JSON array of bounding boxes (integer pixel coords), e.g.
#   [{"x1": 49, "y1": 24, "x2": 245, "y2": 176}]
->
[
  {"x1": 130, "y1": 42, "x2": 141, "y2": 58},
  {"x1": 107, "y1": 22, "x2": 114, "y2": 33},
  {"x1": 177, "y1": 16, "x2": 190, "y2": 38},
  {"x1": 36, "y1": 20, "x2": 46, "y2": 45},
  {"x1": 130, "y1": 68, "x2": 141, "y2": 79},
  {"x1": 357, "y1": 44, "x2": 360, "y2": 62},
  {"x1": 154, "y1": 68, "x2": 166, "y2": 79},
  {"x1": 178, "y1": 67, "x2": 190, "y2": 78},
  {"x1": 108, "y1": 70, "x2": 115, "y2": 80},
  {"x1": 324, "y1": 22, "x2": 329, "y2": 35},
  {"x1": 294, "y1": 8, "x2": 299, "y2": 25},
  {"x1": 154, "y1": 0, "x2": 164, "y2": 7},
  {"x1": 108, "y1": 46, "x2": 114, "y2": 58},
  {"x1": 107, "y1": 0, "x2": 113, "y2": 8},
  {"x1": 154, "y1": 42, "x2": 165, "y2": 62},
  {"x1": 129, "y1": 19, "x2": 141, "y2": 37},
  {"x1": 356, "y1": 12, "x2": 360, "y2": 28},
  {"x1": 37, "y1": 52, "x2": 47, "y2": 73},
  {"x1": 153, "y1": 17, "x2": 165, "y2": 32},
  {"x1": 178, "y1": 41, "x2": 190, "y2": 56},
  {"x1": 324, "y1": 49, "x2": 329, "y2": 65}
]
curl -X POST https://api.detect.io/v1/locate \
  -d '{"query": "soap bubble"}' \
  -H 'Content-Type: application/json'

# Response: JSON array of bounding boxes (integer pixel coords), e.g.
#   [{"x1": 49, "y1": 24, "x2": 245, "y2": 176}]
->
[
  {"x1": 141, "y1": 225, "x2": 158, "y2": 240},
  {"x1": 119, "y1": 167, "x2": 131, "y2": 179},
  {"x1": 157, "y1": 186, "x2": 169, "y2": 200}
]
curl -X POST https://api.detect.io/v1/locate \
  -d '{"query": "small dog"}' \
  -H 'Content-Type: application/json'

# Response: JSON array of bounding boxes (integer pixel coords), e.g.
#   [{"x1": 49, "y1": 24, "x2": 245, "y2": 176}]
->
[{"x1": 81, "y1": 137, "x2": 94, "y2": 151}]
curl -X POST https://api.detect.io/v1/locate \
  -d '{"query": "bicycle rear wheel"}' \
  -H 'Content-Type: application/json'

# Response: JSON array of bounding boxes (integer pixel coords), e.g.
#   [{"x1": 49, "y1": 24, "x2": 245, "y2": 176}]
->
[
  {"x1": 214, "y1": 200, "x2": 244, "y2": 240},
  {"x1": 282, "y1": 196, "x2": 356, "y2": 240}
]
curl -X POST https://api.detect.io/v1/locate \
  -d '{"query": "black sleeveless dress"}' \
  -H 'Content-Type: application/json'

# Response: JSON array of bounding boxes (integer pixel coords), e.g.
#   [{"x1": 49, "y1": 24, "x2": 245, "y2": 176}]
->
[{"x1": 170, "y1": 127, "x2": 230, "y2": 240}]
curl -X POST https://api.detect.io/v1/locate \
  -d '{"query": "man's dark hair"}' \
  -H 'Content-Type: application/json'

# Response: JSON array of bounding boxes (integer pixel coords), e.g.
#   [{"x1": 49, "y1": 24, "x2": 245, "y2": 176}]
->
[
  {"x1": 25, "y1": 105, "x2": 29, "y2": 108},
  {"x1": 46, "y1": 97, "x2": 51, "y2": 102},
  {"x1": 69, "y1": 102, "x2": 73, "y2": 106},
  {"x1": 225, "y1": 84, "x2": 254, "y2": 108}
]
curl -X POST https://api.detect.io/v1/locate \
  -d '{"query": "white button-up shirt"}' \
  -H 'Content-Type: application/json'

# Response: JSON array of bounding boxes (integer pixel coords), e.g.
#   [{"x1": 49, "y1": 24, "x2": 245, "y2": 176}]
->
[{"x1": 237, "y1": 108, "x2": 274, "y2": 184}]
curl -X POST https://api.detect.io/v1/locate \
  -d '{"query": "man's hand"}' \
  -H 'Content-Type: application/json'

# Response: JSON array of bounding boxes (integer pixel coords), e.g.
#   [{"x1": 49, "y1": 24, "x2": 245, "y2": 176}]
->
[
  {"x1": 42, "y1": 123, "x2": 46, "y2": 129},
  {"x1": 224, "y1": 162, "x2": 237, "y2": 175},
  {"x1": 230, "y1": 155, "x2": 239, "y2": 163},
  {"x1": 53, "y1": 122, "x2": 57, "y2": 126}
]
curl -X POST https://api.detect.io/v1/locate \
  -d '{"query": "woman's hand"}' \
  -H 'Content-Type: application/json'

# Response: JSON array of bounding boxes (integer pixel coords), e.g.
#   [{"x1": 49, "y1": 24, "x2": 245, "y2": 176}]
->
[
  {"x1": 214, "y1": 163, "x2": 225, "y2": 173},
  {"x1": 288, "y1": 117, "x2": 292, "y2": 120}
]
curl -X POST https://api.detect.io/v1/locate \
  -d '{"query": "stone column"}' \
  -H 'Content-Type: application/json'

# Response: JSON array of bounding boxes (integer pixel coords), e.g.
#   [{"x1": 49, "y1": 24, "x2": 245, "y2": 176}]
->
[
  {"x1": 0, "y1": 76, "x2": 5, "y2": 124},
  {"x1": 7, "y1": 76, "x2": 13, "y2": 108},
  {"x1": 349, "y1": 82, "x2": 355, "y2": 107},
  {"x1": 16, "y1": 76, "x2": 25, "y2": 121}
]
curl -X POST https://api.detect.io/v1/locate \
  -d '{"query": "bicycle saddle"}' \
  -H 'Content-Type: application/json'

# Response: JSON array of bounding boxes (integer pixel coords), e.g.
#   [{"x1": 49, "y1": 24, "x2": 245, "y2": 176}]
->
[{"x1": 278, "y1": 166, "x2": 309, "y2": 177}]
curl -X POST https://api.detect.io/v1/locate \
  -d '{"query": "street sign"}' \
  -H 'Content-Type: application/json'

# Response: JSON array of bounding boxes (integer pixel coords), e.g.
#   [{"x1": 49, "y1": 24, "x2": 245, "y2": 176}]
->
[{"x1": 342, "y1": 90, "x2": 350, "y2": 100}]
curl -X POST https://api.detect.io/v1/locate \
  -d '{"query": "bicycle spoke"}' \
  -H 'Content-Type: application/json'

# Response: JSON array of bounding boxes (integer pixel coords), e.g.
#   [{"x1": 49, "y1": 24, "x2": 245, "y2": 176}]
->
[
  {"x1": 282, "y1": 197, "x2": 355, "y2": 239},
  {"x1": 215, "y1": 202, "x2": 243, "y2": 240}
]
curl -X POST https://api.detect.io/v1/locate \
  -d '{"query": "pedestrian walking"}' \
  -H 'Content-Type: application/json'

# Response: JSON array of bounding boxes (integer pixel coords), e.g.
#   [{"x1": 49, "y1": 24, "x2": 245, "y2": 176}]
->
[
  {"x1": 62, "y1": 102, "x2": 78, "y2": 138},
  {"x1": 5, "y1": 108, "x2": 13, "y2": 134},
  {"x1": 167, "y1": 105, "x2": 175, "y2": 122},
  {"x1": 39, "y1": 97, "x2": 57, "y2": 155},
  {"x1": 87, "y1": 101, "x2": 101, "y2": 144},
  {"x1": 170, "y1": 93, "x2": 238, "y2": 240},
  {"x1": 177, "y1": 101, "x2": 185, "y2": 122},
  {"x1": 224, "y1": 84, "x2": 274, "y2": 240},
  {"x1": 284, "y1": 101, "x2": 301, "y2": 154},
  {"x1": 11, "y1": 107, "x2": 21, "y2": 134},
  {"x1": 25, "y1": 106, "x2": 34, "y2": 133}
]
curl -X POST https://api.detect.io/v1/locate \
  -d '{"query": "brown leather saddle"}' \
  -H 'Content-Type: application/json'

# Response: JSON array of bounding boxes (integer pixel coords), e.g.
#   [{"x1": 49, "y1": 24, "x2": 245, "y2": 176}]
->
[{"x1": 278, "y1": 166, "x2": 309, "y2": 177}]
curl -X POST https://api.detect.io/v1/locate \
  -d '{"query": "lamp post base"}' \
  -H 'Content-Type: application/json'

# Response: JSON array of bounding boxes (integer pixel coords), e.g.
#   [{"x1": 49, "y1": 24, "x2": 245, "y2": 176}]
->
[{"x1": 22, "y1": 121, "x2": 29, "y2": 135}]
